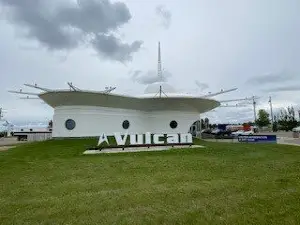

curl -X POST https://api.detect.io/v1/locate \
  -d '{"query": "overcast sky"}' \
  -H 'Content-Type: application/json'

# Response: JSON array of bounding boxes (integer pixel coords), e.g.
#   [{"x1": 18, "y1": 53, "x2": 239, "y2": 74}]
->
[{"x1": 1, "y1": 0, "x2": 300, "y2": 124}]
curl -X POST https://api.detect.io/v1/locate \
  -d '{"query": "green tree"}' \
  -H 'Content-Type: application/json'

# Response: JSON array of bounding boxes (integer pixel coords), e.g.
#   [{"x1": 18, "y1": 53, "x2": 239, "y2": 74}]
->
[
  {"x1": 272, "y1": 115, "x2": 278, "y2": 132},
  {"x1": 245, "y1": 121, "x2": 255, "y2": 126},
  {"x1": 256, "y1": 109, "x2": 270, "y2": 127},
  {"x1": 201, "y1": 119, "x2": 205, "y2": 128},
  {"x1": 277, "y1": 106, "x2": 298, "y2": 131}
]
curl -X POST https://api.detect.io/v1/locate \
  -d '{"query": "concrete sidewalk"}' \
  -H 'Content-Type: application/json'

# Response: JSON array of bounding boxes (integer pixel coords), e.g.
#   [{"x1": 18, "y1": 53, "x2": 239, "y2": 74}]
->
[{"x1": 277, "y1": 139, "x2": 300, "y2": 147}]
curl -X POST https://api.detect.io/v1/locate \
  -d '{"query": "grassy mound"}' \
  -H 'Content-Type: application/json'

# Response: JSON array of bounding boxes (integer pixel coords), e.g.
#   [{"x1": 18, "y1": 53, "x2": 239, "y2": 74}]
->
[{"x1": 0, "y1": 139, "x2": 300, "y2": 224}]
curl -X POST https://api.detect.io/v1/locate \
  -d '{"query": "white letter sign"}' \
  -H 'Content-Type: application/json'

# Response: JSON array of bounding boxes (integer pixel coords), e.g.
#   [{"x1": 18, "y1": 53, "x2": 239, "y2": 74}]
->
[
  {"x1": 97, "y1": 132, "x2": 193, "y2": 148},
  {"x1": 98, "y1": 133, "x2": 109, "y2": 146},
  {"x1": 114, "y1": 132, "x2": 128, "y2": 145},
  {"x1": 153, "y1": 134, "x2": 164, "y2": 144},
  {"x1": 145, "y1": 132, "x2": 151, "y2": 144},
  {"x1": 130, "y1": 134, "x2": 144, "y2": 145},
  {"x1": 180, "y1": 133, "x2": 193, "y2": 144},
  {"x1": 167, "y1": 134, "x2": 179, "y2": 144}
]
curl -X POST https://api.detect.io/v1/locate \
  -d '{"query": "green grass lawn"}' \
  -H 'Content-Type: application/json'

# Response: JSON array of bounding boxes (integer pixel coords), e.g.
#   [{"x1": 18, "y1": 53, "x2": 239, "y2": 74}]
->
[{"x1": 0, "y1": 139, "x2": 300, "y2": 225}]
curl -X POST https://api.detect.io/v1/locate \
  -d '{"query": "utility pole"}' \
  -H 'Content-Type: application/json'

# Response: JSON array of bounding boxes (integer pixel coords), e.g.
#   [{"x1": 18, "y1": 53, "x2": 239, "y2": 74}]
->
[
  {"x1": 268, "y1": 96, "x2": 274, "y2": 125},
  {"x1": 252, "y1": 96, "x2": 257, "y2": 123}
]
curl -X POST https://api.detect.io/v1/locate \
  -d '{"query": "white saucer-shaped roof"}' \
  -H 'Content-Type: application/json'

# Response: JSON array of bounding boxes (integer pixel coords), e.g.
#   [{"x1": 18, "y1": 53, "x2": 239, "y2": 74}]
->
[{"x1": 38, "y1": 88, "x2": 220, "y2": 113}]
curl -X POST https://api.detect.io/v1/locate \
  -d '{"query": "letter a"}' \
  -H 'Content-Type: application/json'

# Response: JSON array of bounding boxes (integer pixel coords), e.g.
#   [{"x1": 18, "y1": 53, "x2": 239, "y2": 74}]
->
[{"x1": 98, "y1": 133, "x2": 109, "y2": 146}]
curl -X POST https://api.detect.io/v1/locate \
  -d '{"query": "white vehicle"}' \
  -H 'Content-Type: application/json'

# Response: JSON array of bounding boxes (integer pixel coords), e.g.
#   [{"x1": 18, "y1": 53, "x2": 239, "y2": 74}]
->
[
  {"x1": 210, "y1": 129, "x2": 221, "y2": 134},
  {"x1": 231, "y1": 130, "x2": 254, "y2": 136},
  {"x1": 292, "y1": 126, "x2": 300, "y2": 132}
]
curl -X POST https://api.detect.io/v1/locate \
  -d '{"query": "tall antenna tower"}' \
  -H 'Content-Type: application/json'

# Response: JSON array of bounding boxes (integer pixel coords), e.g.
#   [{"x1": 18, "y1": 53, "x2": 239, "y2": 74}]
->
[
  {"x1": 154, "y1": 42, "x2": 167, "y2": 98},
  {"x1": 157, "y1": 42, "x2": 162, "y2": 81}
]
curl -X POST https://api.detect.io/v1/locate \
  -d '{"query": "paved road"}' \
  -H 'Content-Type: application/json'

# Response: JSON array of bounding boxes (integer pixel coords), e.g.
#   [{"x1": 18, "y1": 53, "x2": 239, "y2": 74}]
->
[
  {"x1": 0, "y1": 137, "x2": 23, "y2": 146},
  {"x1": 259, "y1": 132, "x2": 300, "y2": 146},
  {"x1": 258, "y1": 131, "x2": 294, "y2": 138},
  {"x1": 277, "y1": 138, "x2": 300, "y2": 146},
  {"x1": 204, "y1": 132, "x2": 300, "y2": 146}
]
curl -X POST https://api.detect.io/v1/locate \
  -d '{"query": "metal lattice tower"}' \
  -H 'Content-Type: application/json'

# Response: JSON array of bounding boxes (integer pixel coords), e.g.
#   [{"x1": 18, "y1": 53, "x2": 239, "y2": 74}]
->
[{"x1": 157, "y1": 42, "x2": 162, "y2": 81}]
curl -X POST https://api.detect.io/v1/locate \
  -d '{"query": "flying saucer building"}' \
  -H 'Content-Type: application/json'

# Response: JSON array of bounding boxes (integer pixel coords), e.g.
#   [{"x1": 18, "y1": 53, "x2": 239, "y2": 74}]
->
[
  {"x1": 10, "y1": 43, "x2": 239, "y2": 138},
  {"x1": 38, "y1": 84, "x2": 220, "y2": 137}
]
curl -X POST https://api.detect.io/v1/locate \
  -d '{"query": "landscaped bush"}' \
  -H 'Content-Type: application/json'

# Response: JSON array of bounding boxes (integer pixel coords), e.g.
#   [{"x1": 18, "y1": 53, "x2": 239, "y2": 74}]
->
[{"x1": 0, "y1": 131, "x2": 7, "y2": 138}]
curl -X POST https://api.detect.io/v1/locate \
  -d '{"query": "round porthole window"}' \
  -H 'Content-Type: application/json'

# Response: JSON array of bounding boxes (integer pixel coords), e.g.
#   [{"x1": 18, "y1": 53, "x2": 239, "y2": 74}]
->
[
  {"x1": 170, "y1": 120, "x2": 178, "y2": 129},
  {"x1": 122, "y1": 120, "x2": 130, "y2": 129},
  {"x1": 65, "y1": 119, "x2": 76, "y2": 130}
]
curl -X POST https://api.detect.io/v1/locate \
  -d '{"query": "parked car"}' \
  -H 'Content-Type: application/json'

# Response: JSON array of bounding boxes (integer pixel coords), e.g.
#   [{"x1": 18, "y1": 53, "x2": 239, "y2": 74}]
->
[
  {"x1": 231, "y1": 130, "x2": 254, "y2": 136},
  {"x1": 211, "y1": 129, "x2": 232, "y2": 137},
  {"x1": 292, "y1": 126, "x2": 300, "y2": 132},
  {"x1": 210, "y1": 129, "x2": 221, "y2": 134},
  {"x1": 201, "y1": 129, "x2": 212, "y2": 134}
]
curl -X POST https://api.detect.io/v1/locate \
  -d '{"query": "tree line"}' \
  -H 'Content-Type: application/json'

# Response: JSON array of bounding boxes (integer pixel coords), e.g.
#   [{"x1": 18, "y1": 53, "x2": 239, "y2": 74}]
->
[
  {"x1": 194, "y1": 105, "x2": 299, "y2": 132},
  {"x1": 196, "y1": 118, "x2": 255, "y2": 130},
  {"x1": 256, "y1": 106, "x2": 299, "y2": 131}
]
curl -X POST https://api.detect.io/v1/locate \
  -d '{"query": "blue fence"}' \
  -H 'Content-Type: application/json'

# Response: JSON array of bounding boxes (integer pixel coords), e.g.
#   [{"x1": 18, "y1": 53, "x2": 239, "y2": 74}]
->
[{"x1": 237, "y1": 135, "x2": 277, "y2": 143}]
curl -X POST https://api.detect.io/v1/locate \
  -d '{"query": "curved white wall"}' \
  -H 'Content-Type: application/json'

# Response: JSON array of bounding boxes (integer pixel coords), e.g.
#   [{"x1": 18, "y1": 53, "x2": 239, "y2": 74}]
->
[{"x1": 52, "y1": 106, "x2": 199, "y2": 138}]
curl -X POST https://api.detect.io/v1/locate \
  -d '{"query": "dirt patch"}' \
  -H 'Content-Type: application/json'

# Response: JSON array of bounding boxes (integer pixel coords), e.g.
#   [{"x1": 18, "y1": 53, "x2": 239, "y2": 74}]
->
[{"x1": 0, "y1": 146, "x2": 15, "y2": 151}]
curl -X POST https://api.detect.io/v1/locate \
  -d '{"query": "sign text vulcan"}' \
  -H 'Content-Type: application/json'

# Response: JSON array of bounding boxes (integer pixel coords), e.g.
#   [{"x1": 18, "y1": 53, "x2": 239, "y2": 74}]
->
[{"x1": 98, "y1": 132, "x2": 193, "y2": 146}]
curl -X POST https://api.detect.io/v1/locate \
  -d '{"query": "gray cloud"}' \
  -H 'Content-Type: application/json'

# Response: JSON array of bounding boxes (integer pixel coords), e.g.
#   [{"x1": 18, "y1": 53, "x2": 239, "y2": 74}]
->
[
  {"x1": 263, "y1": 85, "x2": 300, "y2": 93},
  {"x1": 0, "y1": 0, "x2": 142, "y2": 62},
  {"x1": 130, "y1": 69, "x2": 172, "y2": 85},
  {"x1": 92, "y1": 34, "x2": 142, "y2": 62},
  {"x1": 195, "y1": 81, "x2": 209, "y2": 91},
  {"x1": 57, "y1": 0, "x2": 131, "y2": 34},
  {"x1": 155, "y1": 5, "x2": 172, "y2": 29},
  {"x1": 0, "y1": 0, "x2": 79, "y2": 50},
  {"x1": 246, "y1": 71, "x2": 297, "y2": 85}
]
